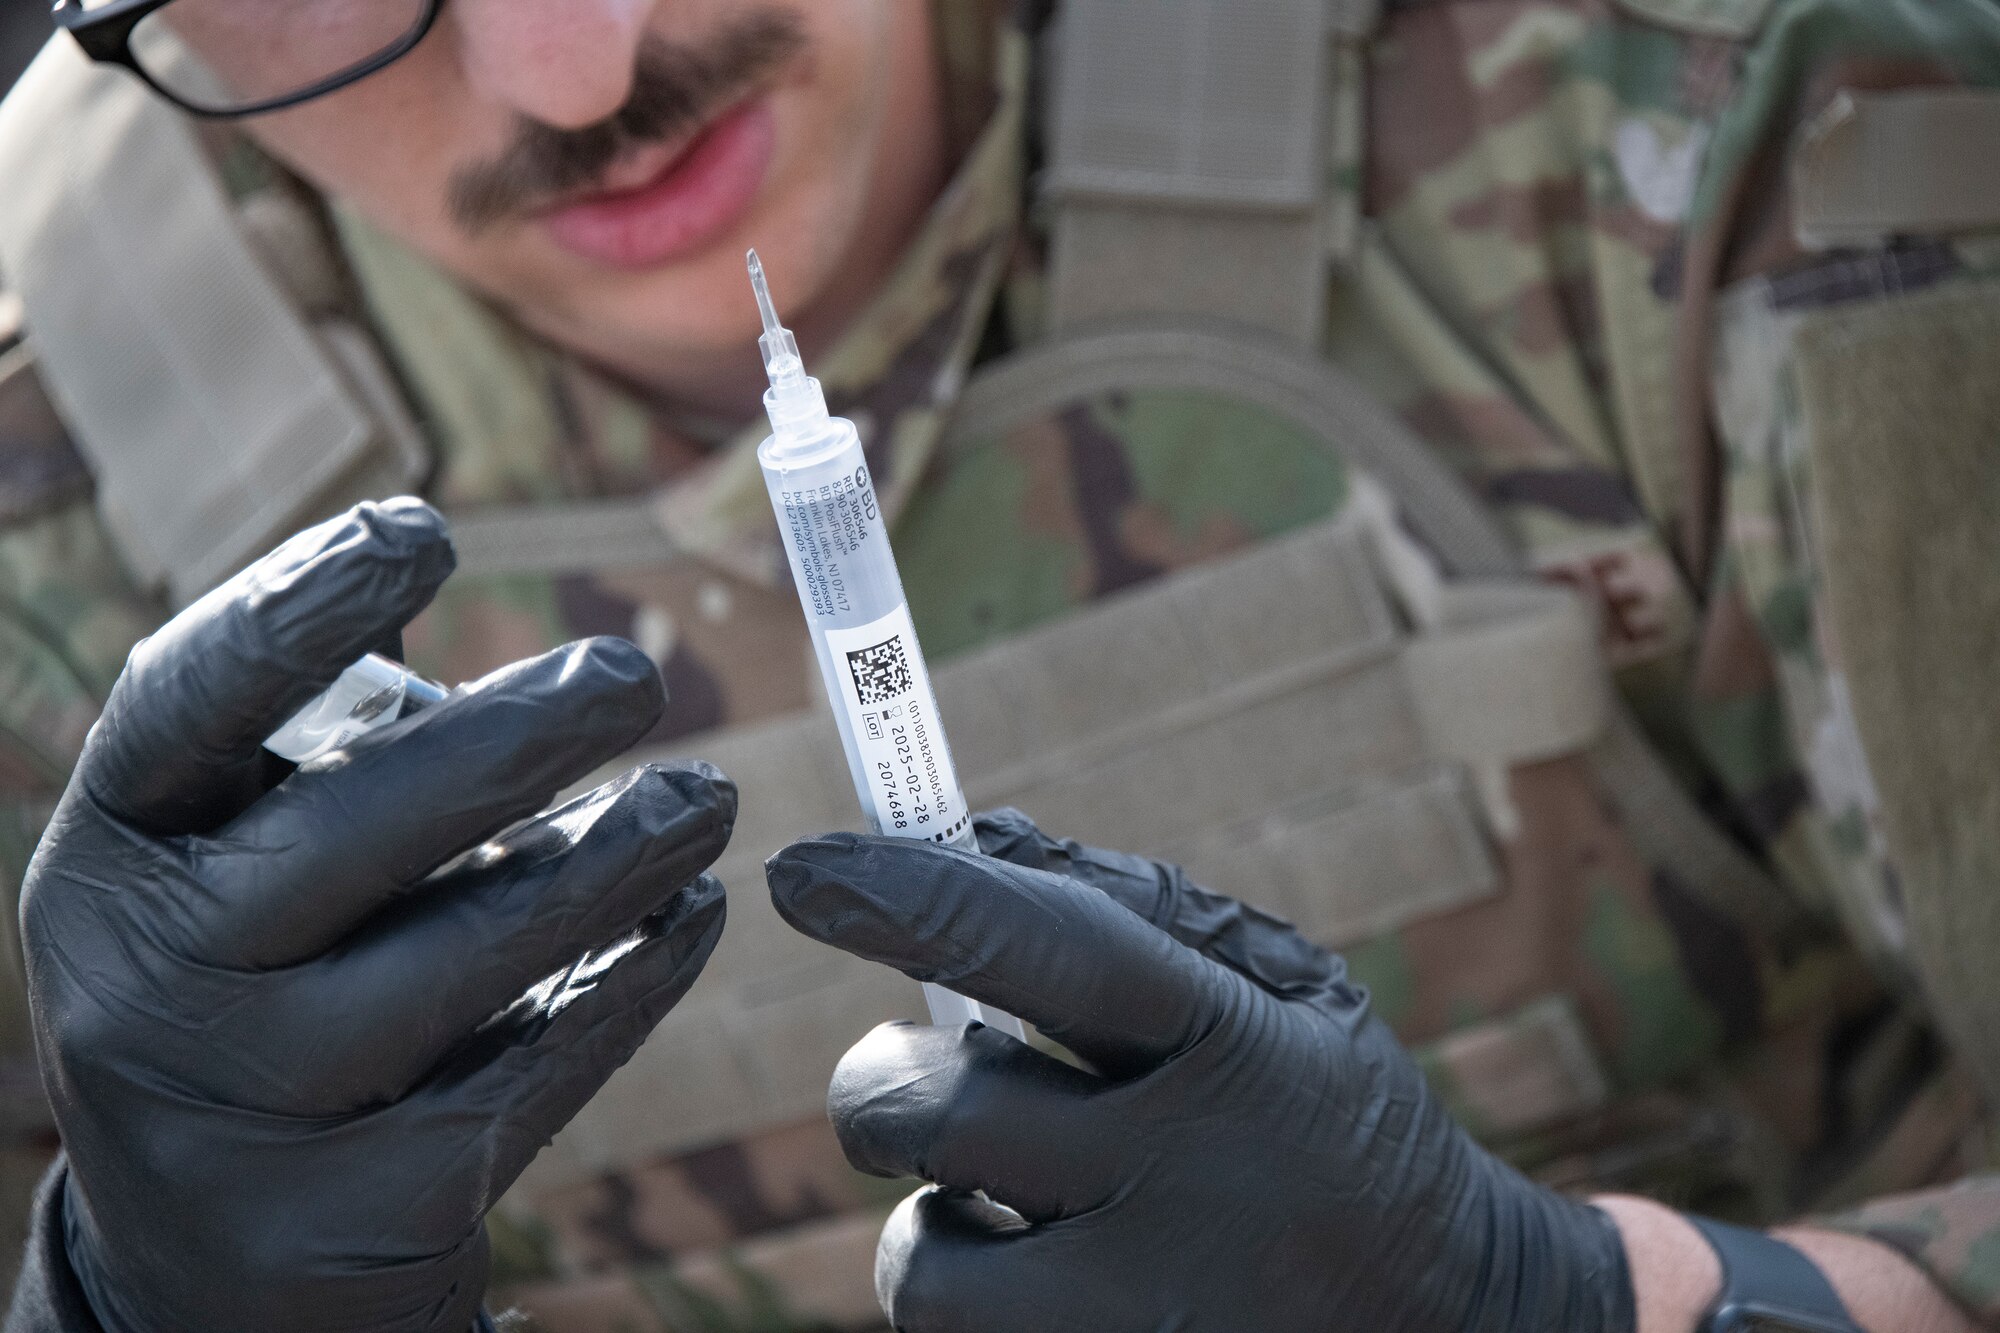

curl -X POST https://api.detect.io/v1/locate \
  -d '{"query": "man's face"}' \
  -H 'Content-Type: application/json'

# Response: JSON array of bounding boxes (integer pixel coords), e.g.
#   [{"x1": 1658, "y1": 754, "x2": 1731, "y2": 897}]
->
[{"x1": 165, "y1": 0, "x2": 941, "y2": 399}]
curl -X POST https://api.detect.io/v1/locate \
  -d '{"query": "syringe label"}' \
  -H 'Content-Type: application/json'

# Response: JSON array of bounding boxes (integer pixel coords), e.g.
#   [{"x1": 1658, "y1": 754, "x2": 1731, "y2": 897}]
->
[
  {"x1": 824, "y1": 604, "x2": 969, "y2": 845},
  {"x1": 777, "y1": 469, "x2": 878, "y2": 620}
]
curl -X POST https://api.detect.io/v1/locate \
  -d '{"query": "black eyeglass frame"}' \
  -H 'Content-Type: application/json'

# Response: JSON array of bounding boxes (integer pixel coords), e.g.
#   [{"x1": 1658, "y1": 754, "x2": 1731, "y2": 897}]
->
[{"x1": 50, "y1": 0, "x2": 444, "y2": 119}]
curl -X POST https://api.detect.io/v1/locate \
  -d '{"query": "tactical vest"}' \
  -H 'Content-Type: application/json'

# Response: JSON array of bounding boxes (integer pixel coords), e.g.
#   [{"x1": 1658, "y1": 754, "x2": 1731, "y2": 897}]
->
[{"x1": 11, "y1": 0, "x2": 1997, "y2": 1303}]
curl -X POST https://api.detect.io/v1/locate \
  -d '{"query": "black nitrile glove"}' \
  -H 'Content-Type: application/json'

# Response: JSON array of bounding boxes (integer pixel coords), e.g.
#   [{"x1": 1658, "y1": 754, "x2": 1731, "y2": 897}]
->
[
  {"x1": 767, "y1": 809, "x2": 1636, "y2": 1333},
  {"x1": 14, "y1": 500, "x2": 735, "y2": 1333}
]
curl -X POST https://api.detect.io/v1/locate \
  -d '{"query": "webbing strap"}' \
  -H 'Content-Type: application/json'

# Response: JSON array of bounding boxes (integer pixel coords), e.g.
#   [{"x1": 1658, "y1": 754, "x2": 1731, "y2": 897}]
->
[
  {"x1": 1405, "y1": 582, "x2": 1608, "y2": 769},
  {"x1": 1592, "y1": 710, "x2": 1804, "y2": 941},
  {"x1": 1794, "y1": 91, "x2": 2000, "y2": 251},
  {"x1": 0, "y1": 40, "x2": 423, "y2": 603},
  {"x1": 448, "y1": 496, "x2": 679, "y2": 579},
  {"x1": 1043, "y1": 0, "x2": 1336, "y2": 343},
  {"x1": 946, "y1": 321, "x2": 1522, "y2": 577}
]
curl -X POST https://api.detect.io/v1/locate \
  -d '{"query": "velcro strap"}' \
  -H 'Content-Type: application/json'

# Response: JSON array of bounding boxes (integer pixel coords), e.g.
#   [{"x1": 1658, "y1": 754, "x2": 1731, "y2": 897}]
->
[
  {"x1": 1404, "y1": 581, "x2": 1608, "y2": 769},
  {"x1": 1043, "y1": 0, "x2": 1334, "y2": 342},
  {"x1": 1794, "y1": 90, "x2": 2000, "y2": 250}
]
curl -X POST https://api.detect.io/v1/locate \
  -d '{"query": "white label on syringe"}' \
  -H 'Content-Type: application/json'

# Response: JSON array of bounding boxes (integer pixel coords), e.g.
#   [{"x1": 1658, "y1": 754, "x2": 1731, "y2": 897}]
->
[
  {"x1": 775, "y1": 469, "x2": 874, "y2": 621},
  {"x1": 822, "y1": 604, "x2": 970, "y2": 845}
]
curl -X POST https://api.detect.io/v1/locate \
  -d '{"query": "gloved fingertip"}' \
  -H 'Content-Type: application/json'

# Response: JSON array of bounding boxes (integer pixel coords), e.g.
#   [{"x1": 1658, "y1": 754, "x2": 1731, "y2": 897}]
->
[
  {"x1": 365, "y1": 496, "x2": 455, "y2": 567},
  {"x1": 765, "y1": 831, "x2": 871, "y2": 876},
  {"x1": 877, "y1": 1186, "x2": 1011, "y2": 1312},
  {"x1": 907, "y1": 1186, "x2": 1029, "y2": 1240},
  {"x1": 677, "y1": 871, "x2": 727, "y2": 926},
  {"x1": 645, "y1": 873, "x2": 727, "y2": 973},
  {"x1": 295, "y1": 499, "x2": 456, "y2": 606},
  {"x1": 772, "y1": 830, "x2": 872, "y2": 858},
  {"x1": 240, "y1": 499, "x2": 456, "y2": 629},
  {"x1": 829, "y1": 1019, "x2": 935, "y2": 1098},
  {"x1": 372, "y1": 494, "x2": 444, "y2": 523},
  {"x1": 764, "y1": 833, "x2": 888, "y2": 939},
  {"x1": 766, "y1": 836, "x2": 1026, "y2": 988},
  {"x1": 658, "y1": 760, "x2": 737, "y2": 833},
  {"x1": 570, "y1": 635, "x2": 667, "y2": 699},
  {"x1": 580, "y1": 767, "x2": 737, "y2": 902},
  {"x1": 519, "y1": 638, "x2": 666, "y2": 744},
  {"x1": 877, "y1": 1189, "x2": 926, "y2": 1306},
  {"x1": 972, "y1": 808, "x2": 1053, "y2": 865},
  {"x1": 827, "y1": 1021, "x2": 959, "y2": 1175}
]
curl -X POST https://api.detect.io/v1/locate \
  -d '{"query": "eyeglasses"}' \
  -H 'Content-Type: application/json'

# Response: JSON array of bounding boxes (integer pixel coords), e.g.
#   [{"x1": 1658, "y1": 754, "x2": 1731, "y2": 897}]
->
[{"x1": 52, "y1": 0, "x2": 444, "y2": 119}]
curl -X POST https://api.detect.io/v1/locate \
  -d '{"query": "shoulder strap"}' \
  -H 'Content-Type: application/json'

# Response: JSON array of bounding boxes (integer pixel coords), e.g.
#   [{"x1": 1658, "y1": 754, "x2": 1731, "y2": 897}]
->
[
  {"x1": 447, "y1": 495, "x2": 679, "y2": 578},
  {"x1": 0, "y1": 39, "x2": 427, "y2": 605},
  {"x1": 947, "y1": 320, "x2": 1518, "y2": 575},
  {"x1": 1039, "y1": 0, "x2": 1371, "y2": 345}
]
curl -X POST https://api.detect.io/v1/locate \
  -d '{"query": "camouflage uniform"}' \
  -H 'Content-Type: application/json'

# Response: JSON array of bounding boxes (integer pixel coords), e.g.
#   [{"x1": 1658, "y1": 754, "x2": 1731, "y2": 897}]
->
[{"x1": 4, "y1": 0, "x2": 2000, "y2": 1325}]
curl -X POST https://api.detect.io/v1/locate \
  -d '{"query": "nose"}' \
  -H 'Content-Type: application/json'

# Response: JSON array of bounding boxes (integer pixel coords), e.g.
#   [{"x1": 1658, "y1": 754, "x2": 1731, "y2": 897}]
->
[{"x1": 447, "y1": 0, "x2": 655, "y2": 129}]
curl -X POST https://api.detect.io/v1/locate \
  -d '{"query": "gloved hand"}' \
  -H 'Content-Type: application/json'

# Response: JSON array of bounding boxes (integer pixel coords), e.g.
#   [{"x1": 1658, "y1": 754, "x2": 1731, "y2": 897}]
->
[
  {"x1": 19, "y1": 500, "x2": 735, "y2": 1333},
  {"x1": 767, "y1": 810, "x2": 1636, "y2": 1333}
]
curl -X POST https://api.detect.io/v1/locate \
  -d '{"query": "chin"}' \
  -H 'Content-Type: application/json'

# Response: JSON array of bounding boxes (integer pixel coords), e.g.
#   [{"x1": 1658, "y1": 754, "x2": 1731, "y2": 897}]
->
[{"x1": 565, "y1": 248, "x2": 774, "y2": 352}]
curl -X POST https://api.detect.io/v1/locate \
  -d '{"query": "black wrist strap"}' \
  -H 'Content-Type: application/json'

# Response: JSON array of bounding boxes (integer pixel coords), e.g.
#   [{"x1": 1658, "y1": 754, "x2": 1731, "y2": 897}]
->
[{"x1": 1690, "y1": 1216, "x2": 1865, "y2": 1333}]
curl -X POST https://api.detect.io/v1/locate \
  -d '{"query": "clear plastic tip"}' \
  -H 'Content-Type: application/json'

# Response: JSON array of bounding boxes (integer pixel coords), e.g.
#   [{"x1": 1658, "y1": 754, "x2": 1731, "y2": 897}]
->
[
  {"x1": 749, "y1": 250, "x2": 803, "y2": 384},
  {"x1": 264, "y1": 653, "x2": 450, "y2": 763},
  {"x1": 747, "y1": 249, "x2": 829, "y2": 447}
]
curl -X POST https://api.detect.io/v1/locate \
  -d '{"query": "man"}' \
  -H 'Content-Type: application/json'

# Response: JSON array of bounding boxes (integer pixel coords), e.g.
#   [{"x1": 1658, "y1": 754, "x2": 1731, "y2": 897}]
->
[{"x1": 1, "y1": 0, "x2": 1998, "y2": 1327}]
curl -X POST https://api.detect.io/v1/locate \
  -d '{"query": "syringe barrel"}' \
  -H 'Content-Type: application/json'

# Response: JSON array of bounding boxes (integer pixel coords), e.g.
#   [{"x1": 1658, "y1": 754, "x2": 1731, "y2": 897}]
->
[
  {"x1": 759, "y1": 419, "x2": 1023, "y2": 1038},
  {"x1": 760, "y1": 420, "x2": 972, "y2": 847}
]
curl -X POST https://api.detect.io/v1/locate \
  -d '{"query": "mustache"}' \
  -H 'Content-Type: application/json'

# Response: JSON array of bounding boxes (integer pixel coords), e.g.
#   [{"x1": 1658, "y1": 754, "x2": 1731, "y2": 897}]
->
[{"x1": 447, "y1": 9, "x2": 808, "y2": 234}]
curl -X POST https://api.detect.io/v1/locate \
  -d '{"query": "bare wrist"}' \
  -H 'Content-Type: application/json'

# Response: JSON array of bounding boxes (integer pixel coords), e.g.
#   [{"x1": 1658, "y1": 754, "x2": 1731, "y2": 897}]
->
[
  {"x1": 1593, "y1": 1195, "x2": 1719, "y2": 1333},
  {"x1": 1591, "y1": 1195, "x2": 1977, "y2": 1333}
]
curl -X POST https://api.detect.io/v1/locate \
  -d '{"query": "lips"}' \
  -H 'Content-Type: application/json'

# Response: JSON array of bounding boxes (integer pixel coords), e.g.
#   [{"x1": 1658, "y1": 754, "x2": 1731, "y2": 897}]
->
[{"x1": 541, "y1": 97, "x2": 777, "y2": 270}]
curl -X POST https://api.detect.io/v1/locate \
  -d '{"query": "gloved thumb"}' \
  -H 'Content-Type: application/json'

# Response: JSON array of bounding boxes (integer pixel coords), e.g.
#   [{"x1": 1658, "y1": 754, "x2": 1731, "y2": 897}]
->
[{"x1": 768, "y1": 833, "x2": 1237, "y2": 1078}]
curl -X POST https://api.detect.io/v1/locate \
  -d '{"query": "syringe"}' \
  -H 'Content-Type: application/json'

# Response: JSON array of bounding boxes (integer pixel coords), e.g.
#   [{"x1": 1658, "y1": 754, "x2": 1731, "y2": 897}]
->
[
  {"x1": 265, "y1": 653, "x2": 450, "y2": 763},
  {"x1": 749, "y1": 251, "x2": 1024, "y2": 1040}
]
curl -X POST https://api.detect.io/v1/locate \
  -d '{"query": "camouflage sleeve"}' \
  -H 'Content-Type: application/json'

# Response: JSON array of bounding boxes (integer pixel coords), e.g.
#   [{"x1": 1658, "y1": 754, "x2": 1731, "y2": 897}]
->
[
  {"x1": 1816, "y1": 1178, "x2": 2000, "y2": 1327},
  {"x1": 0, "y1": 346, "x2": 168, "y2": 1048},
  {"x1": 0, "y1": 337, "x2": 170, "y2": 1291}
]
